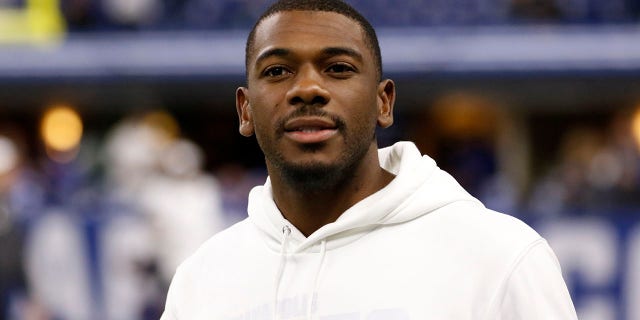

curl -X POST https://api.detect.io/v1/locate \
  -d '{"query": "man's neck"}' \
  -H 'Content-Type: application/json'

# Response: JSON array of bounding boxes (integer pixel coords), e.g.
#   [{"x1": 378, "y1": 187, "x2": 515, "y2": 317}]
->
[{"x1": 268, "y1": 149, "x2": 395, "y2": 237}]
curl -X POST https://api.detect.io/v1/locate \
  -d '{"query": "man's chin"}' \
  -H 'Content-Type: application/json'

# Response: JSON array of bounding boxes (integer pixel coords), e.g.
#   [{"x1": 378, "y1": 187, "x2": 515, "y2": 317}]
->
[
  {"x1": 281, "y1": 160, "x2": 337, "y2": 180},
  {"x1": 279, "y1": 161, "x2": 347, "y2": 193}
]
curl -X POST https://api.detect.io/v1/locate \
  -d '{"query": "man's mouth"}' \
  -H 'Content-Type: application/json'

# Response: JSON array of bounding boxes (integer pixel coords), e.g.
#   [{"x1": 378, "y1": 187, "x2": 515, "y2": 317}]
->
[{"x1": 284, "y1": 117, "x2": 339, "y2": 144}]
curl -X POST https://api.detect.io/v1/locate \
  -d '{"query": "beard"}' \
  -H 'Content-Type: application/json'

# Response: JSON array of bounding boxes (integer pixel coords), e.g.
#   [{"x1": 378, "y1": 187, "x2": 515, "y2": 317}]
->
[
  {"x1": 258, "y1": 106, "x2": 376, "y2": 194},
  {"x1": 273, "y1": 143, "x2": 367, "y2": 194}
]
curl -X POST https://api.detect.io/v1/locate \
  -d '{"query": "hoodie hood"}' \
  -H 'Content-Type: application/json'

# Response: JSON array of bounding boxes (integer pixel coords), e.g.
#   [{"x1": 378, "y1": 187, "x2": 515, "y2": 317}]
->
[{"x1": 248, "y1": 141, "x2": 480, "y2": 254}]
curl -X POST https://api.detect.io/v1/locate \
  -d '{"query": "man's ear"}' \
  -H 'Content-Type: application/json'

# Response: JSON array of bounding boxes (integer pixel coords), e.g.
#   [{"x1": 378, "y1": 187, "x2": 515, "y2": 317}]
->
[
  {"x1": 236, "y1": 87, "x2": 255, "y2": 137},
  {"x1": 376, "y1": 79, "x2": 395, "y2": 128}
]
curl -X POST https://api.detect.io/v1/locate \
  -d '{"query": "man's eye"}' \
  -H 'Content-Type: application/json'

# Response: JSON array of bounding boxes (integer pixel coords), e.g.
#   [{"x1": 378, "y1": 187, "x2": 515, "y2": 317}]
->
[
  {"x1": 263, "y1": 66, "x2": 290, "y2": 77},
  {"x1": 326, "y1": 63, "x2": 355, "y2": 74}
]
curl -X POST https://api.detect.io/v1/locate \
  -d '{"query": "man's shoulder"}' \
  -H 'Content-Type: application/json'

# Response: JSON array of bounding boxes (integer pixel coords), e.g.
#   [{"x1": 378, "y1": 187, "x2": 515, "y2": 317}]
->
[
  {"x1": 406, "y1": 202, "x2": 552, "y2": 285},
  {"x1": 424, "y1": 201, "x2": 543, "y2": 252}
]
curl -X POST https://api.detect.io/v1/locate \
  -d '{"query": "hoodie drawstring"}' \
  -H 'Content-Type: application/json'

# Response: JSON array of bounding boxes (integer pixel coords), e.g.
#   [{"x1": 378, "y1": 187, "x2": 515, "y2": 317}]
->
[
  {"x1": 306, "y1": 239, "x2": 327, "y2": 320},
  {"x1": 273, "y1": 226, "x2": 327, "y2": 320},
  {"x1": 273, "y1": 225, "x2": 291, "y2": 320}
]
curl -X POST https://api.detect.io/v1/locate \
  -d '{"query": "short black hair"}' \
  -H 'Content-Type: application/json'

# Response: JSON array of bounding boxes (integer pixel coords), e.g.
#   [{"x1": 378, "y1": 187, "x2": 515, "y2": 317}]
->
[{"x1": 245, "y1": 0, "x2": 382, "y2": 80}]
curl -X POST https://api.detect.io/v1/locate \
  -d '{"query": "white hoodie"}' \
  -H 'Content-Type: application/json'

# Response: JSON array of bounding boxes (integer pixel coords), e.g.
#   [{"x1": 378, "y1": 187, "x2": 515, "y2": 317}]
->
[{"x1": 161, "y1": 141, "x2": 577, "y2": 320}]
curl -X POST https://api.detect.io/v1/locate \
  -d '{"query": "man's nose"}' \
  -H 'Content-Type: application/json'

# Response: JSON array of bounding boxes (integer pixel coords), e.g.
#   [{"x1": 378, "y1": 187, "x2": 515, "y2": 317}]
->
[{"x1": 285, "y1": 66, "x2": 330, "y2": 107}]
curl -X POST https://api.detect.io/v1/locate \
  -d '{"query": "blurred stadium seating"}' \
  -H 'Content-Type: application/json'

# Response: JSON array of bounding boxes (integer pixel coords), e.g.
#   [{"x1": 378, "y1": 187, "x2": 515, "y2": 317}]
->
[{"x1": 1, "y1": 1, "x2": 640, "y2": 319}]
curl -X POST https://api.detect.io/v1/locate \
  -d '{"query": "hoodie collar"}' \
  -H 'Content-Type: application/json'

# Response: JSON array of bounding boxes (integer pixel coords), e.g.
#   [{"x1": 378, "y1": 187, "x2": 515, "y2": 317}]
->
[{"x1": 248, "y1": 141, "x2": 479, "y2": 253}]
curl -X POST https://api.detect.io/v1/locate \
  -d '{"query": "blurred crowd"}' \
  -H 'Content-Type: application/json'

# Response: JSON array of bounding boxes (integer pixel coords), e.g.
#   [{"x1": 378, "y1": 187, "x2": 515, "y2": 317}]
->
[
  {"x1": 528, "y1": 109, "x2": 640, "y2": 217},
  {"x1": 413, "y1": 92, "x2": 640, "y2": 219},
  {"x1": 1, "y1": 0, "x2": 640, "y2": 33},
  {"x1": 0, "y1": 109, "x2": 264, "y2": 319}
]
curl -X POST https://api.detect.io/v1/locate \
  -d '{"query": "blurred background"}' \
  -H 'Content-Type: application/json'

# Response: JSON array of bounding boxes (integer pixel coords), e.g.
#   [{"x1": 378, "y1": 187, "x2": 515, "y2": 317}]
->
[{"x1": 1, "y1": 0, "x2": 640, "y2": 319}]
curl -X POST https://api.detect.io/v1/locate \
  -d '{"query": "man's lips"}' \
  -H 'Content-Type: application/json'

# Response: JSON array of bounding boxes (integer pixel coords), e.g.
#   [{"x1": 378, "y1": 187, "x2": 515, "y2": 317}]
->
[{"x1": 283, "y1": 117, "x2": 338, "y2": 144}]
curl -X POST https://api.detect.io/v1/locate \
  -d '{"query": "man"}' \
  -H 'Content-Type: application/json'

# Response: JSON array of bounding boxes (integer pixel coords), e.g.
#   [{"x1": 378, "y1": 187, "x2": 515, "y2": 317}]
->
[{"x1": 161, "y1": 0, "x2": 578, "y2": 319}]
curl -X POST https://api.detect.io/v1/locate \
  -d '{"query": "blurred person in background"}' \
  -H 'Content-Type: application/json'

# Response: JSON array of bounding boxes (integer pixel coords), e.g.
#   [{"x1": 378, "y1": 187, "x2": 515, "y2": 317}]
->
[
  {"x1": 24, "y1": 208, "x2": 94, "y2": 320},
  {"x1": 0, "y1": 131, "x2": 28, "y2": 320},
  {"x1": 137, "y1": 137, "x2": 227, "y2": 285},
  {"x1": 22, "y1": 109, "x2": 103, "y2": 320},
  {"x1": 102, "y1": 112, "x2": 227, "y2": 319},
  {"x1": 0, "y1": 127, "x2": 51, "y2": 320},
  {"x1": 161, "y1": 1, "x2": 576, "y2": 319}
]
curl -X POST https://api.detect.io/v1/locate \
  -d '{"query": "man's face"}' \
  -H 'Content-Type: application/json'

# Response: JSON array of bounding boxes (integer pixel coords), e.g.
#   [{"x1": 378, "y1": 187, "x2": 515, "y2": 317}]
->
[{"x1": 236, "y1": 10, "x2": 394, "y2": 184}]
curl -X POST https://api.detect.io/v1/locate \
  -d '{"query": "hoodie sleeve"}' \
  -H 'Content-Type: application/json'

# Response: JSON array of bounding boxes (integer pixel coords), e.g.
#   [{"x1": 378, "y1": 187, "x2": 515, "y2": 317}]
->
[{"x1": 485, "y1": 239, "x2": 578, "y2": 320}]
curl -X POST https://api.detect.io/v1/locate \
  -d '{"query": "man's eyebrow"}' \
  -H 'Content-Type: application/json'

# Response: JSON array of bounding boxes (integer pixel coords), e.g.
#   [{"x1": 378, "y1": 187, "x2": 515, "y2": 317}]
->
[
  {"x1": 321, "y1": 47, "x2": 363, "y2": 62},
  {"x1": 254, "y1": 47, "x2": 364, "y2": 67},
  {"x1": 255, "y1": 48, "x2": 290, "y2": 67}
]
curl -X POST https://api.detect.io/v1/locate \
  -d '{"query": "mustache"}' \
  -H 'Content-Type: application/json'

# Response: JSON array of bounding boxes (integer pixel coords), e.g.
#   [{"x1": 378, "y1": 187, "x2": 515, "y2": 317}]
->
[{"x1": 276, "y1": 105, "x2": 346, "y2": 133}]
